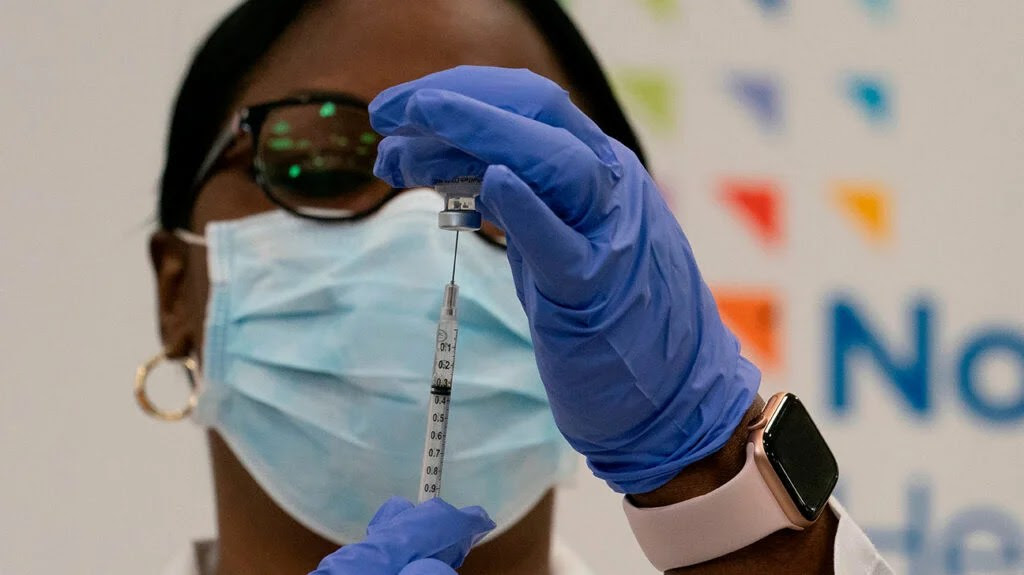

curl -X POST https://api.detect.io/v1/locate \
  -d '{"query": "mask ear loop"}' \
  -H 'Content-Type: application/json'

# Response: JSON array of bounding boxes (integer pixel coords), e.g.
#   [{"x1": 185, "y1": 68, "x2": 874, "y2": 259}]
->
[
  {"x1": 134, "y1": 352, "x2": 201, "y2": 421},
  {"x1": 173, "y1": 229, "x2": 207, "y2": 247}
]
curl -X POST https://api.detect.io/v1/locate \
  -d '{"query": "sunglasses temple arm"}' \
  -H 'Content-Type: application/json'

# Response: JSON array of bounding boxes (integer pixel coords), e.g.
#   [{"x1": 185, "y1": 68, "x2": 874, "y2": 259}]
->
[{"x1": 191, "y1": 113, "x2": 244, "y2": 191}]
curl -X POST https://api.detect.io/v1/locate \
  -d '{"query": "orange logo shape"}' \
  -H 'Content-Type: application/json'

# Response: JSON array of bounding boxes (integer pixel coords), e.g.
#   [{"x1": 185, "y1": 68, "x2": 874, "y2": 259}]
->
[
  {"x1": 720, "y1": 179, "x2": 783, "y2": 247},
  {"x1": 713, "y1": 288, "x2": 781, "y2": 371},
  {"x1": 834, "y1": 182, "x2": 892, "y2": 243}
]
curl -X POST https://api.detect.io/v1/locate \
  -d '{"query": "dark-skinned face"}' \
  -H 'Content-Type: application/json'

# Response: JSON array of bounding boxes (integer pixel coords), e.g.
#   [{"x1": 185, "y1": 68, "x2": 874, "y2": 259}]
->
[{"x1": 152, "y1": 0, "x2": 583, "y2": 360}]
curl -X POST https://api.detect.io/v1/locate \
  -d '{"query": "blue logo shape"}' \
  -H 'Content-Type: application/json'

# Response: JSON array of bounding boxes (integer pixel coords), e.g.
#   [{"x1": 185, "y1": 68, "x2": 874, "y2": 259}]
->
[
  {"x1": 754, "y1": 0, "x2": 786, "y2": 14},
  {"x1": 846, "y1": 75, "x2": 892, "y2": 124},
  {"x1": 729, "y1": 73, "x2": 782, "y2": 131}
]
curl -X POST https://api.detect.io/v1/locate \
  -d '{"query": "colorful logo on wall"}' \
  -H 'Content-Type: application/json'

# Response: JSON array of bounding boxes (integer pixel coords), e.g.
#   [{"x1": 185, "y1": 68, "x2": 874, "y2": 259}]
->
[
  {"x1": 612, "y1": 68, "x2": 677, "y2": 133},
  {"x1": 713, "y1": 288, "x2": 782, "y2": 371},
  {"x1": 845, "y1": 74, "x2": 893, "y2": 125},
  {"x1": 753, "y1": 0, "x2": 787, "y2": 15},
  {"x1": 642, "y1": 0, "x2": 679, "y2": 18},
  {"x1": 719, "y1": 179, "x2": 784, "y2": 248},
  {"x1": 833, "y1": 181, "x2": 892, "y2": 243},
  {"x1": 859, "y1": 0, "x2": 893, "y2": 18},
  {"x1": 729, "y1": 73, "x2": 782, "y2": 132}
]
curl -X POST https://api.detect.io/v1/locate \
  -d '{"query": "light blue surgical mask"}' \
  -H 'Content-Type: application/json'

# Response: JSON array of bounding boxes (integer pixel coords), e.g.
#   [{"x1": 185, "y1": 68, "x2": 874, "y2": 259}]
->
[{"x1": 186, "y1": 189, "x2": 575, "y2": 544}]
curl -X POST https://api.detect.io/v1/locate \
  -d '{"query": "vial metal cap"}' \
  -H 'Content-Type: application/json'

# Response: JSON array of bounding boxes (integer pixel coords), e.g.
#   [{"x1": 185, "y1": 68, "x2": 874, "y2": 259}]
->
[
  {"x1": 436, "y1": 179, "x2": 483, "y2": 231},
  {"x1": 438, "y1": 210, "x2": 482, "y2": 231}
]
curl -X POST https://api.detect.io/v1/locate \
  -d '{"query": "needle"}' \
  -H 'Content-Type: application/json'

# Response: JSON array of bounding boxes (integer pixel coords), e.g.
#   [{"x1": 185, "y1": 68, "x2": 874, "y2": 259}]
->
[{"x1": 450, "y1": 231, "x2": 460, "y2": 284}]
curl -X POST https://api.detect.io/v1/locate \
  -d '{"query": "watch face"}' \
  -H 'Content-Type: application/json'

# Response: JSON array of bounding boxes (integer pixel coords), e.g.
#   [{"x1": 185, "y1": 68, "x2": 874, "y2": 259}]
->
[{"x1": 762, "y1": 394, "x2": 839, "y2": 522}]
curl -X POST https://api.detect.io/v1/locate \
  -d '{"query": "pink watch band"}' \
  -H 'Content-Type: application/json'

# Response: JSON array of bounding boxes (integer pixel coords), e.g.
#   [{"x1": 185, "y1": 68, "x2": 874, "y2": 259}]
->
[{"x1": 622, "y1": 443, "x2": 795, "y2": 571}]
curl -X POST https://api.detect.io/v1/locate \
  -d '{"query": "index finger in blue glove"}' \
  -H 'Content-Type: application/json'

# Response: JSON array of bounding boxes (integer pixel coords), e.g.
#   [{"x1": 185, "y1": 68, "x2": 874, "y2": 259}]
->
[
  {"x1": 398, "y1": 559, "x2": 458, "y2": 575},
  {"x1": 374, "y1": 89, "x2": 617, "y2": 231},
  {"x1": 374, "y1": 136, "x2": 487, "y2": 189},
  {"x1": 369, "y1": 65, "x2": 620, "y2": 173}
]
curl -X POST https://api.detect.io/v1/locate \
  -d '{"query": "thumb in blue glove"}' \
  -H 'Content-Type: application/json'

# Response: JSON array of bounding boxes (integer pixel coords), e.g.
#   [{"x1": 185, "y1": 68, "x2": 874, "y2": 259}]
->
[
  {"x1": 370, "y1": 66, "x2": 760, "y2": 494},
  {"x1": 310, "y1": 497, "x2": 495, "y2": 575},
  {"x1": 398, "y1": 559, "x2": 460, "y2": 575}
]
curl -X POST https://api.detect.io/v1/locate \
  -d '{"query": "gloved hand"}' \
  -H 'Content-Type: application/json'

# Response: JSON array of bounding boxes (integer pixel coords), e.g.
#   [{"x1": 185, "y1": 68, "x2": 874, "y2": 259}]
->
[
  {"x1": 370, "y1": 66, "x2": 760, "y2": 494},
  {"x1": 310, "y1": 497, "x2": 494, "y2": 575}
]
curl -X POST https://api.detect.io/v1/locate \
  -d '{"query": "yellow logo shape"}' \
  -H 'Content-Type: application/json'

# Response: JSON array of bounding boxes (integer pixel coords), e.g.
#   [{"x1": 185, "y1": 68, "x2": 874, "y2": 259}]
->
[
  {"x1": 834, "y1": 182, "x2": 892, "y2": 243},
  {"x1": 643, "y1": 0, "x2": 679, "y2": 18},
  {"x1": 613, "y1": 68, "x2": 677, "y2": 133}
]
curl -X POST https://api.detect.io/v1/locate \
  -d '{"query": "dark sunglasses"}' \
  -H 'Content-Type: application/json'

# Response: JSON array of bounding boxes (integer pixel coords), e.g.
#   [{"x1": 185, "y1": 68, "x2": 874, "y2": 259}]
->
[
  {"x1": 189, "y1": 92, "x2": 505, "y2": 248},
  {"x1": 192, "y1": 92, "x2": 400, "y2": 222}
]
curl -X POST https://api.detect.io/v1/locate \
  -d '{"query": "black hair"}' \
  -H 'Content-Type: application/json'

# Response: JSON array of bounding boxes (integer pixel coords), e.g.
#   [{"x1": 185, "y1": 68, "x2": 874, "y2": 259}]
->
[{"x1": 158, "y1": 0, "x2": 645, "y2": 230}]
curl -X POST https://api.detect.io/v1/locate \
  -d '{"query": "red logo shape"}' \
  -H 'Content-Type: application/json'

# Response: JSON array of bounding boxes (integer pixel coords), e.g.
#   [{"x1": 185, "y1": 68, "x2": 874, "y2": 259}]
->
[{"x1": 719, "y1": 179, "x2": 783, "y2": 248}]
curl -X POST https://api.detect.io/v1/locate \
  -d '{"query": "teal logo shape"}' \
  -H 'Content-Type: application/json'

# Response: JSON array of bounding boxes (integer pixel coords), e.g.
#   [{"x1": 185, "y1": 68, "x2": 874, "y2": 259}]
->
[
  {"x1": 860, "y1": 0, "x2": 893, "y2": 18},
  {"x1": 846, "y1": 75, "x2": 892, "y2": 125}
]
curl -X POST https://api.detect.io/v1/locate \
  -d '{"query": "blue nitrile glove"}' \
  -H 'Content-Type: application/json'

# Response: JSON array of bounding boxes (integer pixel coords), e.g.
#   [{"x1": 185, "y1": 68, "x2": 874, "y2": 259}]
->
[
  {"x1": 397, "y1": 559, "x2": 461, "y2": 575},
  {"x1": 370, "y1": 66, "x2": 760, "y2": 494},
  {"x1": 310, "y1": 497, "x2": 494, "y2": 575}
]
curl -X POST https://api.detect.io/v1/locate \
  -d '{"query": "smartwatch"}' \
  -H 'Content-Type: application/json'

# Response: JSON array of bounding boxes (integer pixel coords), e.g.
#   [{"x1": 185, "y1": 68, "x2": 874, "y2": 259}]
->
[{"x1": 622, "y1": 392, "x2": 839, "y2": 570}]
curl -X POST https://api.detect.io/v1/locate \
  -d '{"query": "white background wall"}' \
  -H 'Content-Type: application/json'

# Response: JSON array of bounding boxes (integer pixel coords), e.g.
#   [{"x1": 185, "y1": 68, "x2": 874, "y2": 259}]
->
[
  {"x1": 1, "y1": 2, "x2": 238, "y2": 573},
  {"x1": 2, "y1": 1, "x2": 1023, "y2": 574}
]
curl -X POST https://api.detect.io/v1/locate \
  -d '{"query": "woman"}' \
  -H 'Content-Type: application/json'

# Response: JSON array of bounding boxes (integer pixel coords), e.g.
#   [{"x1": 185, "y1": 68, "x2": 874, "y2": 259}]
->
[{"x1": 145, "y1": 1, "x2": 890, "y2": 573}]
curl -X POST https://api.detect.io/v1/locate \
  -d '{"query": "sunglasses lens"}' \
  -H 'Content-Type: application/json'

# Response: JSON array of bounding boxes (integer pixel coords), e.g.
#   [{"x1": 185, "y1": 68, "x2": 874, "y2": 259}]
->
[{"x1": 256, "y1": 101, "x2": 392, "y2": 217}]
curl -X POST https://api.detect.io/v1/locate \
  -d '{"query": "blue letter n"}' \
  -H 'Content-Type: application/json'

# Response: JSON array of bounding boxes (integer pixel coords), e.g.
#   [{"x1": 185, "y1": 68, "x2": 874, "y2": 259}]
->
[{"x1": 830, "y1": 297, "x2": 932, "y2": 416}]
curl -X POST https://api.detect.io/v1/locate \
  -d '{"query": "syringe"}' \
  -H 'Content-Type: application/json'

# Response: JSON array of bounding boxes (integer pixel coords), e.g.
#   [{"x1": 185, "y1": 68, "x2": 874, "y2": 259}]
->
[
  {"x1": 419, "y1": 179, "x2": 481, "y2": 503},
  {"x1": 418, "y1": 279, "x2": 459, "y2": 502}
]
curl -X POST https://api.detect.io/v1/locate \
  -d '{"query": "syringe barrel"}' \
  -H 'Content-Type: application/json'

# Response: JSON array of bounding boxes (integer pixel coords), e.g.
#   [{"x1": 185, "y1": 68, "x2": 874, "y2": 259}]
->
[
  {"x1": 419, "y1": 390, "x2": 450, "y2": 502},
  {"x1": 421, "y1": 283, "x2": 459, "y2": 501}
]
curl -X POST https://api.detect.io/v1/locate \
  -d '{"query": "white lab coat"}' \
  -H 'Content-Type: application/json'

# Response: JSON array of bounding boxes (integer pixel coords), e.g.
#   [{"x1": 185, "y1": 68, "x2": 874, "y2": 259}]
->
[
  {"x1": 161, "y1": 500, "x2": 890, "y2": 575},
  {"x1": 830, "y1": 499, "x2": 894, "y2": 575}
]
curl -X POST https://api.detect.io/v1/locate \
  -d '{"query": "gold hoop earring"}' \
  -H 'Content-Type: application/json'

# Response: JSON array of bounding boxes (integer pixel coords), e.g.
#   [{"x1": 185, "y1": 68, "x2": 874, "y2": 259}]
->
[{"x1": 134, "y1": 352, "x2": 200, "y2": 421}]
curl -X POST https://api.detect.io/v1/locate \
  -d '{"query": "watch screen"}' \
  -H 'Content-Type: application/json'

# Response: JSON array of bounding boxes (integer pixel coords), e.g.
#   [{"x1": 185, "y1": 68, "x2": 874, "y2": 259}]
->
[{"x1": 762, "y1": 395, "x2": 839, "y2": 521}]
